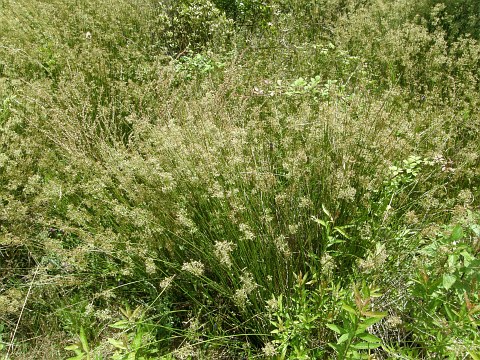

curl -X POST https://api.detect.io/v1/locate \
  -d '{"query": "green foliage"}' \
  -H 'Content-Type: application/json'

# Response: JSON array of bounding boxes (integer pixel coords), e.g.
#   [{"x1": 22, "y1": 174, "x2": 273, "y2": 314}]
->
[
  {"x1": 64, "y1": 305, "x2": 162, "y2": 360},
  {"x1": 282, "y1": 76, "x2": 338, "y2": 101},
  {"x1": 386, "y1": 155, "x2": 433, "y2": 191},
  {"x1": 106, "y1": 305, "x2": 158, "y2": 360},
  {"x1": 267, "y1": 275, "x2": 387, "y2": 359},
  {"x1": 407, "y1": 222, "x2": 480, "y2": 357},
  {"x1": 1, "y1": 0, "x2": 480, "y2": 358},
  {"x1": 327, "y1": 283, "x2": 386, "y2": 359},
  {"x1": 268, "y1": 272, "x2": 330, "y2": 359},
  {"x1": 174, "y1": 53, "x2": 225, "y2": 82},
  {"x1": 156, "y1": 0, "x2": 234, "y2": 54},
  {"x1": 416, "y1": 0, "x2": 480, "y2": 41},
  {"x1": 212, "y1": 0, "x2": 273, "y2": 29},
  {"x1": 64, "y1": 327, "x2": 90, "y2": 360}
]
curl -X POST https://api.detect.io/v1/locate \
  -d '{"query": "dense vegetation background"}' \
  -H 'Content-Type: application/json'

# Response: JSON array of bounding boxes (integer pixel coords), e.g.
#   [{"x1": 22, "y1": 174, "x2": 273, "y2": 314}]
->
[{"x1": 1, "y1": 0, "x2": 479, "y2": 358}]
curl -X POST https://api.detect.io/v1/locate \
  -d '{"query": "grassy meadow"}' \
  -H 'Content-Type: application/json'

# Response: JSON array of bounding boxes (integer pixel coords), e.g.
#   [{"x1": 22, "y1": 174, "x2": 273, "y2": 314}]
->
[{"x1": 0, "y1": 0, "x2": 479, "y2": 358}]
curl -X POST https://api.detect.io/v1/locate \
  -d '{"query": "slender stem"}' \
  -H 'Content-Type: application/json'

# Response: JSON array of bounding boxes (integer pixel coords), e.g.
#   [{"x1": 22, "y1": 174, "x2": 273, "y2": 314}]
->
[{"x1": 6, "y1": 264, "x2": 40, "y2": 360}]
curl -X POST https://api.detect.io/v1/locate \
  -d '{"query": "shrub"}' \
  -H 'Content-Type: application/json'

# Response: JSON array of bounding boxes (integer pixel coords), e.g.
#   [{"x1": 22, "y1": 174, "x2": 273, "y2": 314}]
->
[
  {"x1": 153, "y1": 0, "x2": 234, "y2": 55},
  {"x1": 1, "y1": 0, "x2": 480, "y2": 358}
]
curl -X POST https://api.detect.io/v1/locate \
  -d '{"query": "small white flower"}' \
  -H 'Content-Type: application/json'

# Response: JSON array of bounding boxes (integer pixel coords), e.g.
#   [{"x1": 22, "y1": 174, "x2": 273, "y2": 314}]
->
[
  {"x1": 182, "y1": 260, "x2": 205, "y2": 277},
  {"x1": 159, "y1": 275, "x2": 175, "y2": 289},
  {"x1": 145, "y1": 257, "x2": 156, "y2": 274},
  {"x1": 214, "y1": 240, "x2": 235, "y2": 268},
  {"x1": 263, "y1": 341, "x2": 277, "y2": 356}
]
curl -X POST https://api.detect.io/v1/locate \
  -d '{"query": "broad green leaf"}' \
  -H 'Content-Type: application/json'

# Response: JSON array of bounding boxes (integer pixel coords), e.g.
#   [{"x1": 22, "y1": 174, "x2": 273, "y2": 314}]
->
[
  {"x1": 322, "y1": 204, "x2": 333, "y2": 221},
  {"x1": 79, "y1": 327, "x2": 89, "y2": 353},
  {"x1": 350, "y1": 342, "x2": 382, "y2": 350},
  {"x1": 470, "y1": 224, "x2": 480, "y2": 237},
  {"x1": 362, "y1": 311, "x2": 387, "y2": 318},
  {"x1": 328, "y1": 342, "x2": 340, "y2": 352},
  {"x1": 447, "y1": 254, "x2": 458, "y2": 268},
  {"x1": 357, "y1": 333, "x2": 382, "y2": 343},
  {"x1": 108, "y1": 338, "x2": 127, "y2": 350},
  {"x1": 109, "y1": 320, "x2": 130, "y2": 329},
  {"x1": 333, "y1": 226, "x2": 350, "y2": 239},
  {"x1": 361, "y1": 316, "x2": 385, "y2": 328},
  {"x1": 461, "y1": 250, "x2": 475, "y2": 265},
  {"x1": 311, "y1": 216, "x2": 327, "y2": 227},
  {"x1": 132, "y1": 330, "x2": 143, "y2": 350},
  {"x1": 450, "y1": 225, "x2": 464, "y2": 242},
  {"x1": 342, "y1": 304, "x2": 357, "y2": 315},
  {"x1": 442, "y1": 274, "x2": 456, "y2": 290},
  {"x1": 337, "y1": 333, "x2": 350, "y2": 344},
  {"x1": 65, "y1": 344, "x2": 80, "y2": 351},
  {"x1": 326, "y1": 323, "x2": 343, "y2": 334}
]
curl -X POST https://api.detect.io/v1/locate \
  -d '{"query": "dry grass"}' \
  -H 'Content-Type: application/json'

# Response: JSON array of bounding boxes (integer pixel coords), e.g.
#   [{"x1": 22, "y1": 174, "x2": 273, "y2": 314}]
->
[{"x1": 1, "y1": 0, "x2": 479, "y2": 358}]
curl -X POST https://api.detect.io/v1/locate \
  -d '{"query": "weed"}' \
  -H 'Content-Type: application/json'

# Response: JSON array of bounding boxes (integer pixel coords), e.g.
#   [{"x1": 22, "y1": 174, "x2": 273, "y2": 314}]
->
[{"x1": 1, "y1": 0, "x2": 479, "y2": 358}]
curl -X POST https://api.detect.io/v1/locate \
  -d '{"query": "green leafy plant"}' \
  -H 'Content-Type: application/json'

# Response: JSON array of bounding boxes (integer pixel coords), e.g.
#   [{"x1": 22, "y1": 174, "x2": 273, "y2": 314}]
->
[
  {"x1": 2, "y1": 0, "x2": 480, "y2": 358},
  {"x1": 174, "y1": 53, "x2": 225, "y2": 82},
  {"x1": 269, "y1": 272, "x2": 330, "y2": 359},
  {"x1": 311, "y1": 204, "x2": 351, "y2": 256},
  {"x1": 158, "y1": 0, "x2": 234, "y2": 54},
  {"x1": 212, "y1": 0, "x2": 273, "y2": 29},
  {"x1": 107, "y1": 305, "x2": 158, "y2": 360},
  {"x1": 327, "y1": 283, "x2": 386, "y2": 359},
  {"x1": 377, "y1": 155, "x2": 435, "y2": 224},
  {"x1": 64, "y1": 305, "x2": 159, "y2": 360},
  {"x1": 387, "y1": 156, "x2": 433, "y2": 190},
  {"x1": 281, "y1": 76, "x2": 338, "y2": 101},
  {"x1": 65, "y1": 327, "x2": 91, "y2": 360},
  {"x1": 407, "y1": 223, "x2": 480, "y2": 357}
]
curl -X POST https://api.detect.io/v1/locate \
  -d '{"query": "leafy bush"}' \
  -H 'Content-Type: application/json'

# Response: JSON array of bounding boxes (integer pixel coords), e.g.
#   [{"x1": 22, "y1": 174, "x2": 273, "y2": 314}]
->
[
  {"x1": 213, "y1": 0, "x2": 273, "y2": 29},
  {"x1": 174, "y1": 52, "x2": 226, "y2": 83},
  {"x1": 1, "y1": 0, "x2": 480, "y2": 358},
  {"x1": 154, "y1": 0, "x2": 234, "y2": 54},
  {"x1": 406, "y1": 223, "x2": 480, "y2": 357},
  {"x1": 416, "y1": 0, "x2": 480, "y2": 41}
]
